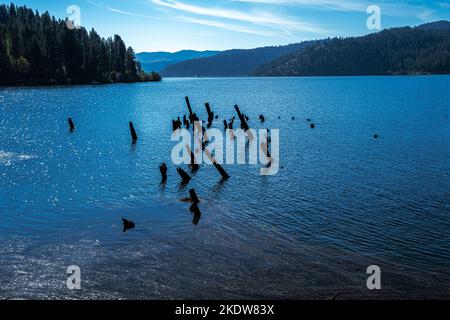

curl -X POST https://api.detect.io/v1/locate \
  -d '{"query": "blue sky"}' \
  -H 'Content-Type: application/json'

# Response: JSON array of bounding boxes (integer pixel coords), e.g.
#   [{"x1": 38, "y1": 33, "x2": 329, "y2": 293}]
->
[{"x1": 2, "y1": 0, "x2": 450, "y2": 52}]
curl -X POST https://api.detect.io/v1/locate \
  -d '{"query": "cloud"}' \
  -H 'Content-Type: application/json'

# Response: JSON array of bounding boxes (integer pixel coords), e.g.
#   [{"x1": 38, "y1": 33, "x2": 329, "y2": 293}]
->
[
  {"x1": 179, "y1": 17, "x2": 281, "y2": 37},
  {"x1": 87, "y1": 1, "x2": 170, "y2": 22},
  {"x1": 151, "y1": 0, "x2": 326, "y2": 33},
  {"x1": 230, "y1": 0, "x2": 366, "y2": 12},
  {"x1": 105, "y1": 6, "x2": 161, "y2": 20},
  {"x1": 230, "y1": 0, "x2": 437, "y2": 20}
]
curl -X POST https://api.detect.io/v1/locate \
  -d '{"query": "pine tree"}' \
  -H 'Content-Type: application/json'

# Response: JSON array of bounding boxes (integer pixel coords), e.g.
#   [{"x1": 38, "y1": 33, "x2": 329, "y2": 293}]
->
[{"x1": 0, "y1": 3, "x2": 161, "y2": 85}]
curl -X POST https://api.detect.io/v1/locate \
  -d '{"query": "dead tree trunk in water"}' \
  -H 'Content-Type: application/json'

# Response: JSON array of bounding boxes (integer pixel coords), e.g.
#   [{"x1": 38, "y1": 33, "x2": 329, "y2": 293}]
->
[
  {"x1": 234, "y1": 105, "x2": 250, "y2": 131},
  {"x1": 68, "y1": 118, "x2": 75, "y2": 132},
  {"x1": 189, "y1": 189, "x2": 200, "y2": 204},
  {"x1": 159, "y1": 163, "x2": 167, "y2": 182},
  {"x1": 177, "y1": 167, "x2": 191, "y2": 184},
  {"x1": 185, "y1": 96, "x2": 193, "y2": 115},
  {"x1": 190, "y1": 202, "x2": 201, "y2": 226},
  {"x1": 204, "y1": 149, "x2": 229, "y2": 179},
  {"x1": 129, "y1": 122, "x2": 138, "y2": 143},
  {"x1": 186, "y1": 145, "x2": 200, "y2": 171}
]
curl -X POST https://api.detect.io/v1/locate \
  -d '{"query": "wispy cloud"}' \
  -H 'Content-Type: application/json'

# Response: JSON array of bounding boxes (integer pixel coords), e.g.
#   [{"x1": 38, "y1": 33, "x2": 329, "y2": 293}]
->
[
  {"x1": 179, "y1": 16, "x2": 280, "y2": 37},
  {"x1": 230, "y1": 0, "x2": 437, "y2": 20},
  {"x1": 87, "y1": 1, "x2": 170, "y2": 21},
  {"x1": 231, "y1": 0, "x2": 366, "y2": 12},
  {"x1": 105, "y1": 6, "x2": 162, "y2": 20},
  {"x1": 151, "y1": 0, "x2": 326, "y2": 34}
]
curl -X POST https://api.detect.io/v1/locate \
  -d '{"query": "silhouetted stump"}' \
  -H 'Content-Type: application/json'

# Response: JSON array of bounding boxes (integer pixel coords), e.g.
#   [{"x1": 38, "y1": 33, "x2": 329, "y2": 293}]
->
[
  {"x1": 159, "y1": 163, "x2": 167, "y2": 182},
  {"x1": 122, "y1": 218, "x2": 135, "y2": 232},
  {"x1": 185, "y1": 96, "x2": 193, "y2": 115},
  {"x1": 213, "y1": 163, "x2": 229, "y2": 180},
  {"x1": 68, "y1": 118, "x2": 75, "y2": 132},
  {"x1": 177, "y1": 167, "x2": 191, "y2": 184},
  {"x1": 234, "y1": 105, "x2": 250, "y2": 131},
  {"x1": 310, "y1": 123, "x2": 315, "y2": 129},
  {"x1": 186, "y1": 145, "x2": 199, "y2": 171},
  {"x1": 129, "y1": 122, "x2": 138, "y2": 143},
  {"x1": 190, "y1": 202, "x2": 202, "y2": 226},
  {"x1": 204, "y1": 149, "x2": 230, "y2": 180},
  {"x1": 189, "y1": 189, "x2": 200, "y2": 204},
  {"x1": 189, "y1": 112, "x2": 199, "y2": 124},
  {"x1": 205, "y1": 103, "x2": 214, "y2": 122},
  {"x1": 223, "y1": 120, "x2": 228, "y2": 130}
]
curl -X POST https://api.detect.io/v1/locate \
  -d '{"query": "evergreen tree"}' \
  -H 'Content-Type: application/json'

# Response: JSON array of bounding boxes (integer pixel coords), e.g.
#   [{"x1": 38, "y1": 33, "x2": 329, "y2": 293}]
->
[{"x1": 0, "y1": 3, "x2": 161, "y2": 85}]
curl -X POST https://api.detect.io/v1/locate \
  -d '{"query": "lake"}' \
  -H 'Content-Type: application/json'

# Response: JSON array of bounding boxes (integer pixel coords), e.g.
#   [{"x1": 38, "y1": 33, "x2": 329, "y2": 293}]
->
[{"x1": 0, "y1": 76, "x2": 449, "y2": 299}]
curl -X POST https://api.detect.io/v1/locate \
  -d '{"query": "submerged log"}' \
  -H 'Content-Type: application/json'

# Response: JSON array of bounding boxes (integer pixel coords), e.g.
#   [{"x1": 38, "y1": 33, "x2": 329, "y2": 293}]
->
[
  {"x1": 159, "y1": 163, "x2": 168, "y2": 182},
  {"x1": 185, "y1": 96, "x2": 193, "y2": 115},
  {"x1": 172, "y1": 120, "x2": 178, "y2": 131},
  {"x1": 189, "y1": 189, "x2": 200, "y2": 204},
  {"x1": 129, "y1": 121, "x2": 138, "y2": 142},
  {"x1": 186, "y1": 145, "x2": 199, "y2": 171},
  {"x1": 190, "y1": 202, "x2": 202, "y2": 226},
  {"x1": 234, "y1": 105, "x2": 249, "y2": 131},
  {"x1": 122, "y1": 218, "x2": 135, "y2": 232},
  {"x1": 189, "y1": 112, "x2": 199, "y2": 124},
  {"x1": 205, "y1": 103, "x2": 214, "y2": 121},
  {"x1": 204, "y1": 149, "x2": 229, "y2": 179},
  {"x1": 68, "y1": 118, "x2": 75, "y2": 132},
  {"x1": 177, "y1": 167, "x2": 192, "y2": 184}
]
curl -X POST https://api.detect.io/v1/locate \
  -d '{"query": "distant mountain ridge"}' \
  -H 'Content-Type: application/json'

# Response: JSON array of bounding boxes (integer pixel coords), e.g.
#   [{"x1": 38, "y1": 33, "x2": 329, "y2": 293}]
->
[
  {"x1": 136, "y1": 50, "x2": 220, "y2": 72},
  {"x1": 160, "y1": 42, "x2": 316, "y2": 77},
  {"x1": 255, "y1": 21, "x2": 450, "y2": 77}
]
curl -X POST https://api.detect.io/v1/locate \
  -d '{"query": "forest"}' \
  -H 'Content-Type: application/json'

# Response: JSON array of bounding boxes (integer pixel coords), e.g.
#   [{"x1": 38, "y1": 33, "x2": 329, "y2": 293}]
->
[
  {"x1": 0, "y1": 3, "x2": 161, "y2": 86},
  {"x1": 255, "y1": 23, "x2": 450, "y2": 76}
]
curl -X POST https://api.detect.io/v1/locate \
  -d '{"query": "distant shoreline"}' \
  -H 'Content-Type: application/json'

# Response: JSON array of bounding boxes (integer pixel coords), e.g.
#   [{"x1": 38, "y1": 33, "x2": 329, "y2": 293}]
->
[
  {"x1": 2, "y1": 74, "x2": 450, "y2": 89},
  {"x1": 162, "y1": 73, "x2": 450, "y2": 79},
  {"x1": 0, "y1": 79, "x2": 162, "y2": 89}
]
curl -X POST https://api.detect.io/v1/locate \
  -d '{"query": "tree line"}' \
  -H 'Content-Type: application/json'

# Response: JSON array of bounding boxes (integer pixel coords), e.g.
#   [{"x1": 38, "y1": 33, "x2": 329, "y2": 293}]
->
[
  {"x1": 0, "y1": 3, "x2": 161, "y2": 86},
  {"x1": 255, "y1": 24, "x2": 450, "y2": 76}
]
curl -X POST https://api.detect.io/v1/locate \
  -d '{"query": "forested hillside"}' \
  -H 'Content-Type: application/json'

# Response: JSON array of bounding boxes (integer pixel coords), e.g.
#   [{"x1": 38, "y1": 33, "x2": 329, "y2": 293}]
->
[
  {"x1": 0, "y1": 3, "x2": 161, "y2": 86},
  {"x1": 255, "y1": 22, "x2": 450, "y2": 76},
  {"x1": 161, "y1": 42, "x2": 315, "y2": 77}
]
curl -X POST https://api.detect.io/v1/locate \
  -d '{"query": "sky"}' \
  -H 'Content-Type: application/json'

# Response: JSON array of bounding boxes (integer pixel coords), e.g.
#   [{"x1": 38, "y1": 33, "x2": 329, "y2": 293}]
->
[{"x1": 2, "y1": 0, "x2": 450, "y2": 52}]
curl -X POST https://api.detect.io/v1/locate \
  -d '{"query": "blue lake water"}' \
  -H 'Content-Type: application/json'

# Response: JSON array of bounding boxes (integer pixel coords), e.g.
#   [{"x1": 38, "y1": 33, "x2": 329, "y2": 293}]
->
[{"x1": 0, "y1": 76, "x2": 449, "y2": 299}]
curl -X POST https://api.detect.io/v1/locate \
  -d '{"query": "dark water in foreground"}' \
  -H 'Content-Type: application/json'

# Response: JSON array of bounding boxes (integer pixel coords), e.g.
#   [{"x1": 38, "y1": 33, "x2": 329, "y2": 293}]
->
[{"x1": 0, "y1": 76, "x2": 449, "y2": 299}]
